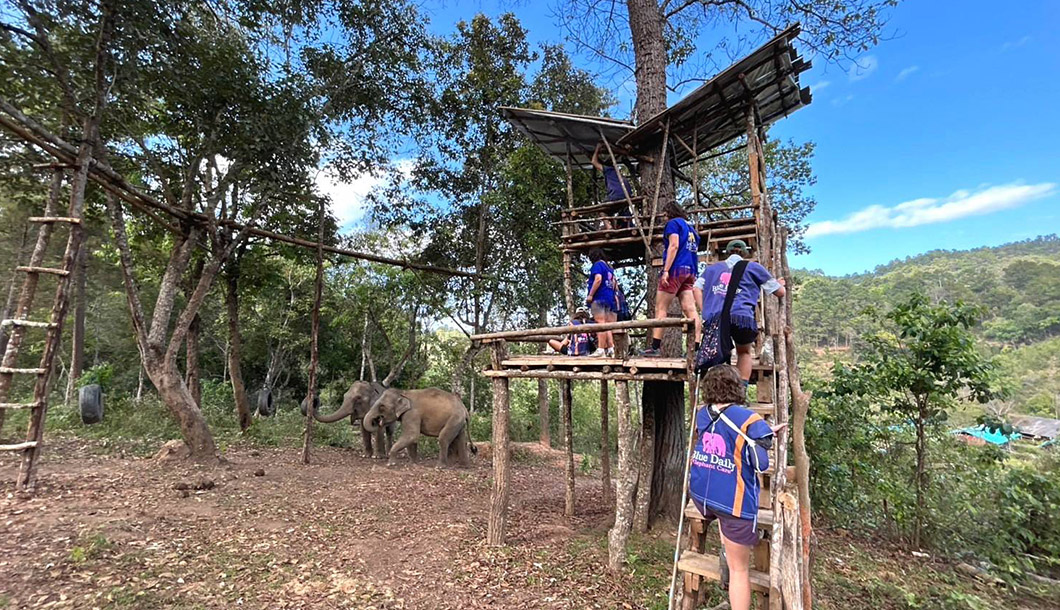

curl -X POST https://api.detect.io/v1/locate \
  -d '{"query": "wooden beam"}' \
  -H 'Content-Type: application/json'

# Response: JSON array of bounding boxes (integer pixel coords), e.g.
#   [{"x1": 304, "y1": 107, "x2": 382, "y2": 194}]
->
[
  {"x1": 471, "y1": 318, "x2": 693, "y2": 343},
  {"x1": 561, "y1": 379, "x2": 575, "y2": 517}
]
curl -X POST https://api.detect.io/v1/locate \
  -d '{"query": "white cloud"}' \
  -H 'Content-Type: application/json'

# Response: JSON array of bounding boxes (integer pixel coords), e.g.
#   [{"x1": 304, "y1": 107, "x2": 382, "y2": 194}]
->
[
  {"x1": 314, "y1": 160, "x2": 416, "y2": 230},
  {"x1": 895, "y1": 65, "x2": 919, "y2": 82},
  {"x1": 848, "y1": 55, "x2": 878, "y2": 81},
  {"x1": 808, "y1": 80, "x2": 831, "y2": 93},
  {"x1": 1001, "y1": 35, "x2": 1031, "y2": 51},
  {"x1": 831, "y1": 94, "x2": 854, "y2": 107},
  {"x1": 806, "y1": 183, "x2": 1057, "y2": 238}
]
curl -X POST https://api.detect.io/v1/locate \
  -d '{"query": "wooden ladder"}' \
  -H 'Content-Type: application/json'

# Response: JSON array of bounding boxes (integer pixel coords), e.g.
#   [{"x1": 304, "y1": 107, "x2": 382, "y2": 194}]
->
[
  {"x1": 676, "y1": 356, "x2": 779, "y2": 609},
  {"x1": 0, "y1": 166, "x2": 86, "y2": 492}
]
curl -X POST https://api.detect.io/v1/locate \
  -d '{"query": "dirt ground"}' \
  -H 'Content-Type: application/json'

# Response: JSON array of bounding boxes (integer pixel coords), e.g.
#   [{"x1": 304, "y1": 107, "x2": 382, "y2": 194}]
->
[
  {"x1": 3, "y1": 438, "x2": 1057, "y2": 610},
  {"x1": 1, "y1": 438, "x2": 659, "y2": 609}
]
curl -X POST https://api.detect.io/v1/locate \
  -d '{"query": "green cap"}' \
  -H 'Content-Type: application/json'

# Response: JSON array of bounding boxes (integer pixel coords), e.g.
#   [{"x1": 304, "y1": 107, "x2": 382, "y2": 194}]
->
[{"x1": 725, "y1": 239, "x2": 749, "y2": 254}]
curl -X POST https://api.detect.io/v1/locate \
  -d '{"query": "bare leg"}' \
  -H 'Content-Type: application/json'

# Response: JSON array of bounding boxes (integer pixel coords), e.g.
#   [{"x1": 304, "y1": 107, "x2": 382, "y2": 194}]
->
[
  {"x1": 721, "y1": 532, "x2": 753, "y2": 610},
  {"x1": 593, "y1": 311, "x2": 613, "y2": 349},
  {"x1": 650, "y1": 290, "x2": 676, "y2": 342},
  {"x1": 677, "y1": 290, "x2": 700, "y2": 345},
  {"x1": 735, "y1": 343, "x2": 753, "y2": 380},
  {"x1": 548, "y1": 338, "x2": 565, "y2": 352}
]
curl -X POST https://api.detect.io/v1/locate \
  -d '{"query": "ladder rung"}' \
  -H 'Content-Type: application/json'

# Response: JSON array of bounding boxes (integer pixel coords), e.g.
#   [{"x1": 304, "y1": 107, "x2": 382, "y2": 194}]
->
[
  {"x1": 1, "y1": 319, "x2": 57, "y2": 329},
  {"x1": 0, "y1": 441, "x2": 38, "y2": 451},
  {"x1": 0, "y1": 367, "x2": 47, "y2": 375},
  {"x1": 0, "y1": 401, "x2": 41, "y2": 410},
  {"x1": 29, "y1": 216, "x2": 82, "y2": 225},
  {"x1": 16, "y1": 266, "x2": 69, "y2": 277},
  {"x1": 678, "y1": 550, "x2": 770, "y2": 592}
]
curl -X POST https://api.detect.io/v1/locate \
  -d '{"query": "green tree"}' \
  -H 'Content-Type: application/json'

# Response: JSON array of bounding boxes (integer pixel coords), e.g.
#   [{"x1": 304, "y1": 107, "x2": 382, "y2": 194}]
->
[{"x1": 830, "y1": 293, "x2": 1001, "y2": 547}]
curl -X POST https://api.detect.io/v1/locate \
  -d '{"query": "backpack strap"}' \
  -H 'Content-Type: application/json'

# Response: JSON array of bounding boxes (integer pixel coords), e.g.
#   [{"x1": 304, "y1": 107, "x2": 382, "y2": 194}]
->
[
  {"x1": 715, "y1": 408, "x2": 771, "y2": 473},
  {"x1": 717, "y1": 260, "x2": 749, "y2": 355}
]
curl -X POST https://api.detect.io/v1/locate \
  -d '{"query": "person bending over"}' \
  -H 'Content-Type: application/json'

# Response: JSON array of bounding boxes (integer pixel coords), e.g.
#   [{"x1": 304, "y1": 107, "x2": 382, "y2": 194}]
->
[
  {"x1": 547, "y1": 307, "x2": 595, "y2": 356},
  {"x1": 641, "y1": 202, "x2": 700, "y2": 357},
  {"x1": 693, "y1": 239, "x2": 785, "y2": 380},
  {"x1": 584, "y1": 248, "x2": 618, "y2": 357},
  {"x1": 689, "y1": 364, "x2": 786, "y2": 610}
]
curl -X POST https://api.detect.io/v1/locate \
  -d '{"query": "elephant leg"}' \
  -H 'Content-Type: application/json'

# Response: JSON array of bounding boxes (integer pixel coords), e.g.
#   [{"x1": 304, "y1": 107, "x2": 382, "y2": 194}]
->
[
  {"x1": 436, "y1": 416, "x2": 464, "y2": 467},
  {"x1": 373, "y1": 426, "x2": 387, "y2": 459},
  {"x1": 388, "y1": 412, "x2": 421, "y2": 466},
  {"x1": 455, "y1": 428, "x2": 471, "y2": 466},
  {"x1": 407, "y1": 443, "x2": 419, "y2": 461},
  {"x1": 360, "y1": 427, "x2": 374, "y2": 458},
  {"x1": 384, "y1": 423, "x2": 396, "y2": 454}
]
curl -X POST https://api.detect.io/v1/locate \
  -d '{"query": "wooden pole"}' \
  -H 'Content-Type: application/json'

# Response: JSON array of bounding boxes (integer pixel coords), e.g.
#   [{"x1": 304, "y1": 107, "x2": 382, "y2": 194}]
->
[
  {"x1": 300, "y1": 197, "x2": 325, "y2": 465},
  {"x1": 487, "y1": 340, "x2": 511, "y2": 545},
  {"x1": 562, "y1": 379, "x2": 575, "y2": 517},
  {"x1": 607, "y1": 380, "x2": 638, "y2": 570},
  {"x1": 600, "y1": 380, "x2": 613, "y2": 505},
  {"x1": 564, "y1": 146, "x2": 576, "y2": 314}
]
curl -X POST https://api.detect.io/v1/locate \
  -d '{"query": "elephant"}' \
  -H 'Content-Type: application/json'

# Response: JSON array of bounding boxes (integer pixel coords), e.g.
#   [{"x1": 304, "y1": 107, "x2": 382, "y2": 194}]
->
[
  {"x1": 362, "y1": 387, "x2": 476, "y2": 467},
  {"x1": 312, "y1": 381, "x2": 395, "y2": 458}
]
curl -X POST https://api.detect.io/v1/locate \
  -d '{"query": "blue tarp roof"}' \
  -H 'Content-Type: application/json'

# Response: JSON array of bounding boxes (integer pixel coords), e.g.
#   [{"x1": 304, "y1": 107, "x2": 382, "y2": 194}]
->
[{"x1": 952, "y1": 426, "x2": 1020, "y2": 446}]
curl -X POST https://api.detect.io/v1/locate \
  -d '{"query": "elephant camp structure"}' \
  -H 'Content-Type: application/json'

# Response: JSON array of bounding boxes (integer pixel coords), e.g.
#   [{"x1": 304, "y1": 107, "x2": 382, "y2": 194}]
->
[{"x1": 472, "y1": 25, "x2": 814, "y2": 609}]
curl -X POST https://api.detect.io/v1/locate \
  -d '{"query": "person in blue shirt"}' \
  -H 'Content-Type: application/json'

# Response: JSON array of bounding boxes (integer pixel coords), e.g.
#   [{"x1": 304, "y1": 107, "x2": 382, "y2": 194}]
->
[
  {"x1": 591, "y1": 143, "x2": 634, "y2": 229},
  {"x1": 584, "y1": 248, "x2": 618, "y2": 357},
  {"x1": 641, "y1": 202, "x2": 700, "y2": 356},
  {"x1": 547, "y1": 307, "x2": 596, "y2": 356},
  {"x1": 693, "y1": 239, "x2": 785, "y2": 380},
  {"x1": 689, "y1": 364, "x2": 785, "y2": 610}
]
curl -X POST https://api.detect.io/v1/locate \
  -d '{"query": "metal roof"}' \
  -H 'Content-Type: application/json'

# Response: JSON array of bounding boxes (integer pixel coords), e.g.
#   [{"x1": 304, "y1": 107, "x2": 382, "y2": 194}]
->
[
  {"x1": 500, "y1": 107, "x2": 634, "y2": 169},
  {"x1": 1012, "y1": 416, "x2": 1060, "y2": 440},
  {"x1": 617, "y1": 24, "x2": 812, "y2": 166}
]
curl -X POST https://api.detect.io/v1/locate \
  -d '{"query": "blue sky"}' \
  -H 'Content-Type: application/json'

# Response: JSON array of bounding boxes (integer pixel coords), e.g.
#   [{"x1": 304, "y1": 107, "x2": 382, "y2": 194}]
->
[{"x1": 350, "y1": 0, "x2": 1060, "y2": 275}]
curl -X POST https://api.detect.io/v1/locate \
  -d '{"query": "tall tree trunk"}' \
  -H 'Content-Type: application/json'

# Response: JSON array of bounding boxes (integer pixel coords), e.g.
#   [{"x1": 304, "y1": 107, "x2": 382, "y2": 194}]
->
[
  {"x1": 65, "y1": 242, "x2": 88, "y2": 404},
  {"x1": 184, "y1": 258, "x2": 204, "y2": 408},
  {"x1": 148, "y1": 355, "x2": 216, "y2": 458},
  {"x1": 914, "y1": 399, "x2": 927, "y2": 548},
  {"x1": 627, "y1": 0, "x2": 686, "y2": 524},
  {"x1": 225, "y1": 260, "x2": 251, "y2": 430}
]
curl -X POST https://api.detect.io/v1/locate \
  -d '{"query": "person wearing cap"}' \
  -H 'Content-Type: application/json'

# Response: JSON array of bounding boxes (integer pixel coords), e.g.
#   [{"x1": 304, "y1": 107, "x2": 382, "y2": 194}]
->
[
  {"x1": 547, "y1": 307, "x2": 597, "y2": 356},
  {"x1": 694, "y1": 239, "x2": 786, "y2": 380},
  {"x1": 641, "y1": 202, "x2": 700, "y2": 357}
]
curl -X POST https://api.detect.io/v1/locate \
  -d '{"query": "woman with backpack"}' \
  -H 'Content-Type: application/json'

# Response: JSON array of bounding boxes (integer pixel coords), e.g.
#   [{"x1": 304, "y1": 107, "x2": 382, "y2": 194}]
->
[
  {"x1": 585, "y1": 248, "x2": 618, "y2": 357},
  {"x1": 547, "y1": 307, "x2": 596, "y2": 356},
  {"x1": 689, "y1": 364, "x2": 786, "y2": 610}
]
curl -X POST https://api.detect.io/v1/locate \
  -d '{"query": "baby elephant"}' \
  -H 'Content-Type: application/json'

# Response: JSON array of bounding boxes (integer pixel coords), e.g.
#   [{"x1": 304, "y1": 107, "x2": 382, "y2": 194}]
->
[{"x1": 362, "y1": 387, "x2": 476, "y2": 467}]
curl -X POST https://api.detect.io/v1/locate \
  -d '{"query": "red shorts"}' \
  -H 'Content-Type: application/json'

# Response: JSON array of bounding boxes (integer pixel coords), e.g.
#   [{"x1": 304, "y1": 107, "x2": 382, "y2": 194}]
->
[{"x1": 659, "y1": 270, "x2": 695, "y2": 295}]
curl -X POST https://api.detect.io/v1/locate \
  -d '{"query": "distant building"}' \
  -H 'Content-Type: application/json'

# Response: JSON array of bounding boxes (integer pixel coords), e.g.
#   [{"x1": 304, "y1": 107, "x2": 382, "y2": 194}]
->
[
  {"x1": 951, "y1": 425, "x2": 1019, "y2": 447},
  {"x1": 1011, "y1": 416, "x2": 1060, "y2": 441}
]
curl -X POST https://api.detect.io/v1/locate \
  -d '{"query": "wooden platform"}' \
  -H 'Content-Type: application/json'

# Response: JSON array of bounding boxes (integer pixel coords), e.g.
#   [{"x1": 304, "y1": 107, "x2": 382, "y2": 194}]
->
[
  {"x1": 483, "y1": 354, "x2": 693, "y2": 382},
  {"x1": 678, "y1": 550, "x2": 771, "y2": 593}
]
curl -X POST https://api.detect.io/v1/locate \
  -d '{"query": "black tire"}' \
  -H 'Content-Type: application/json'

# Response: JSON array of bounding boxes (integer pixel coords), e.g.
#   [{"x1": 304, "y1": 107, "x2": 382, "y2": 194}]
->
[
  {"x1": 256, "y1": 388, "x2": 275, "y2": 417},
  {"x1": 300, "y1": 394, "x2": 320, "y2": 417},
  {"x1": 80, "y1": 383, "x2": 103, "y2": 425}
]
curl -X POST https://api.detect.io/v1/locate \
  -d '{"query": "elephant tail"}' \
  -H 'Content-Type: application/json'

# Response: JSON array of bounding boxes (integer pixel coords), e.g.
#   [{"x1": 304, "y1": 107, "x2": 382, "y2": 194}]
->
[{"x1": 468, "y1": 440, "x2": 479, "y2": 456}]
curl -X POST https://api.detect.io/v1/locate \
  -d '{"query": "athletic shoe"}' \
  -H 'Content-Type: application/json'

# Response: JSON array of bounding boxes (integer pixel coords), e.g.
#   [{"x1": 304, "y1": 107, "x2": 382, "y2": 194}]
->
[
  {"x1": 605, "y1": 347, "x2": 615, "y2": 358},
  {"x1": 589, "y1": 348, "x2": 607, "y2": 357},
  {"x1": 639, "y1": 347, "x2": 661, "y2": 357}
]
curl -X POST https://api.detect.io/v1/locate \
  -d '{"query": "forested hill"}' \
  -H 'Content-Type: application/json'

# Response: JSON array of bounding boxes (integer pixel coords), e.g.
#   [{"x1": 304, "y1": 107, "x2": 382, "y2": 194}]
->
[{"x1": 793, "y1": 234, "x2": 1060, "y2": 350}]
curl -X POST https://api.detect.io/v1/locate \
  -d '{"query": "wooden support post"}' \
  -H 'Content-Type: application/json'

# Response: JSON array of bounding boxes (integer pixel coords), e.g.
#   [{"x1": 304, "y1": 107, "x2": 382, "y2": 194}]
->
[
  {"x1": 488, "y1": 340, "x2": 511, "y2": 546},
  {"x1": 633, "y1": 395, "x2": 654, "y2": 533},
  {"x1": 607, "y1": 380, "x2": 637, "y2": 571},
  {"x1": 600, "y1": 380, "x2": 613, "y2": 505},
  {"x1": 561, "y1": 379, "x2": 575, "y2": 517},
  {"x1": 563, "y1": 147, "x2": 575, "y2": 314}
]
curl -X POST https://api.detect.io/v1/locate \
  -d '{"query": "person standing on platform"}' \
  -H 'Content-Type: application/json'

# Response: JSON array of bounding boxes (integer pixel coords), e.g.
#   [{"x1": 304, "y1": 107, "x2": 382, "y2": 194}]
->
[
  {"x1": 585, "y1": 248, "x2": 618, "y2": 357},
  {"x1": 591, "y1": 143, "x2": 634, "y2": 229},
  {"x1": 641, "y1": 202, "x2": 700, "y2": 357},
  {"x1": 693, "y1": 239, "x2": 785, "y2": 381}
]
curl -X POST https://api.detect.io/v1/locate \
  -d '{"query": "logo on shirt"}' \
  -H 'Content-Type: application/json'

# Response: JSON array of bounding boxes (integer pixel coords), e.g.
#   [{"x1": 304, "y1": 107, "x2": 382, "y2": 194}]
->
[
  {"x1": 711, "y1": 272, "x2": 731, "y2": 296},
  {"x1": 701, "y1": 431, "x2": 727, "y2": 456}
]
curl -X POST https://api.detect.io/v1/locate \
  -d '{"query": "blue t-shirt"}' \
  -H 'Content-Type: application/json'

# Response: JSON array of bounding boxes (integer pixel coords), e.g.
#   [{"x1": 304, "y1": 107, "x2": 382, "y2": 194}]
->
[
  {"x1": 662, "y1": 218, "x2": 699, "y2": 276},
  {"x1": 689, "y1": 404, "x2": 773, "y2": 520},
  {"x1": 587, "y1": 260, "x2": 617, "y2": 308},
  {"x1": 695, "y1": 255, "x2": 781, "y2": 329},
  {"x1": 602, "y1": 167, "x2": 632, "y2": 202}
]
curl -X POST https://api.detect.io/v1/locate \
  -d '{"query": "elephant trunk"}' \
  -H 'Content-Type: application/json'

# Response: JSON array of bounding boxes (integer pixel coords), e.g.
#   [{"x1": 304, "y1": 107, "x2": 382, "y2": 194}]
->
[
  {"x1": 362, "y1": 403, "x2": 381, "y2": 432},
  {"x1": 313, "y1": 399, "x2": 356, "y2": 424}
]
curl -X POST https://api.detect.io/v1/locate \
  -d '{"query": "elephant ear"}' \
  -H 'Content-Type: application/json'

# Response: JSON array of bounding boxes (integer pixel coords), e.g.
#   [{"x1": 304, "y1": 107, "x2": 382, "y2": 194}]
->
[{"x1": 393, "y1": 394, "x2": 412, "y2": 419}]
